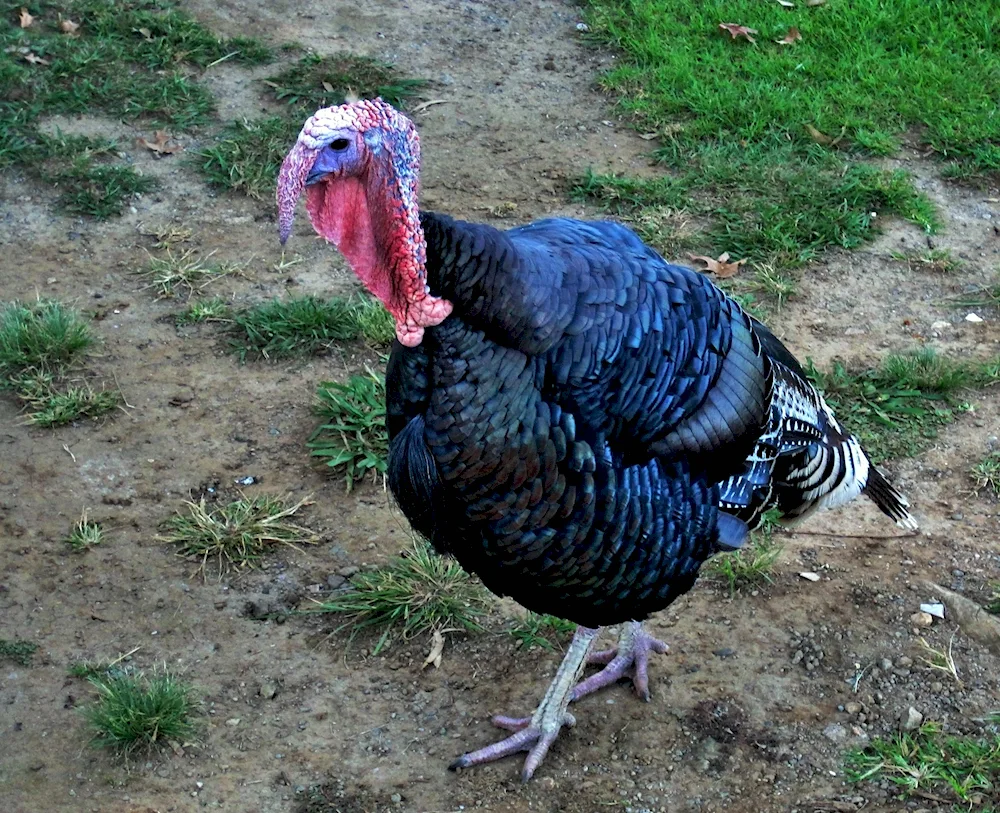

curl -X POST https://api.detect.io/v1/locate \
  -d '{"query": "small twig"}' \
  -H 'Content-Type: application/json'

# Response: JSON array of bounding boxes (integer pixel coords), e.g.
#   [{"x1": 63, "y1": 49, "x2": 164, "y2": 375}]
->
[
  {"x1": 111, "y1": 371, "x2": 135, "y2": 410},
  {"x1": 783, "y1": 529, "x2": 919, "y2": 540},
  {"x1": 205, "y1": 51, "x2": 238, "y2": 69},
  {"x1": 62, "y1": 443, "x2": 76, "y2": 462}
]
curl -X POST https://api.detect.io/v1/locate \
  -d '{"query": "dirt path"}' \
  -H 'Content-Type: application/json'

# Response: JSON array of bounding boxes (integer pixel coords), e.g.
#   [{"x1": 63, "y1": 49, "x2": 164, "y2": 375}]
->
[{"x1": 1, "y1": 2, "x2": 999, "y2": 812}]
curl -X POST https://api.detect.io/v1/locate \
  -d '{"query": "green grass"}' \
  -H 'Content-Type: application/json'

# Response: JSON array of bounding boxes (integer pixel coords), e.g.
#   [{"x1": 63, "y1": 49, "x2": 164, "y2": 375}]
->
[
  {"x1": 309, "y1": 372, "x2": 389, "y2": 491},
  {"x1": 846, "y1": 720, "x2": 1000, "y2": 804},
  {"x1": 575, "y1": 158, "x2": 937, "y2": 270},
  {"x1": 159, "y1": 494, "x2": 316, "y2": 578},
  {"x1": 65, "y1": 509, "x2": 104, "y2": 551},
  {"x1": 138, "y1": 249, "x2": 245, "y2": 299},
  {"x1": 971, "y1": 451, "x2": 1000, "y2": 497},
  {"x1": 17, "y1": 378, "x2": 121, "y2": 426},
  {"x1": 230, "y1": 294, "x2": 392, "y2": 360},
  {"x1": 0, "y1": 299, "x2": 94, "y2": 377},
  {"x1": 310, "y1": 540, "x2": 491, "y2": 655},
  {"x1": 889, "y1": 248, "x2": 963, "y2": 274},
  {"x1": 83, "y1": 671, "x2": 198, "y2": 756},
  {"x1": 509, "y1": 612, "x2": 577, "y2": 651},
  {"x1": 705, "y1": 511, "x2": 783, "y2": 597},
  {"x1": 584, "y1": 0, "x2": 1000, "y2": 173},
  {"x1": 572, "y1": 0, "x2": 1000, "y2": 267},
  {"x1": 0, "y1": 638, "x2": 38, "y2": 666},
  {"x1": 176, "y1": 296, "x2": 232, "y2": 325},
  {"x1": 807, "y1": 348, "x2": 986, "y2": 463},
  {"x1": 1, "y1": 0, "x2": 272, "y2": 217},
  {"x1": 949, "y1": 278, "x2": 1000, "y2": 314},
  {"x1": 198, "y1": 53, "x2": 425, "y2": 197}
]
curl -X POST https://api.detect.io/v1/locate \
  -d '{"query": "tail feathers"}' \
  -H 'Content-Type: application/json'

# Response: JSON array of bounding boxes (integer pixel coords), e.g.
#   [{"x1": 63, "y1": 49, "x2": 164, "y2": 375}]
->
[{"x1": 863, "y1": 466, "x2": 918, "y2": 530}]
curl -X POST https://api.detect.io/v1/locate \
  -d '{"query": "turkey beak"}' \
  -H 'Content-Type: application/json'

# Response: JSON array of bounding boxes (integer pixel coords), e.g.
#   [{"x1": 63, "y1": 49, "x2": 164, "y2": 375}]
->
[{"x1": 276, "y1": 141, "x2": 320, "y2": 245}]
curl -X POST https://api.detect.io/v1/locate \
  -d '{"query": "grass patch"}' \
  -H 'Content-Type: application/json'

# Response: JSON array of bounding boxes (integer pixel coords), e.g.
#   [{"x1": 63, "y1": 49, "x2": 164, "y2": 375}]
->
[
  {"x1": 0, "y1": 638, "x2": 38, "y2": 666},
  {"x1": 0, "y1": 299, "x2": 94, "y2": 377},
  {"x1": 584, "y1": 0, "x2": 1000, "y2": 172},
  {"x1": 509, "y1": 612, "x2": 576, "y2": 651},
  {"x1": 176, "y1": 296, "x2": 232, "y2": 325},
  {"x1": 83, "y1": 670, "x2": 198, "y2": 757},
  {"x1": 69, "y1": 647, "x2": 140, "y2": 680},
  {"x1": 705, "y1": 512, "x2": 783, "y2": 597},
  {"x1": 310, "y1": 540, "x2": 490, "y2": 655},
  {"x1": 890, "y1": 248, "x2": 963, "y2": 274},
  {"x1": 198, "y1": 53, "x2": 424, "y2": 197},
  {"x1": 807, "y1": 348, "x2": 984, "y2": 463},
  {"x1": 971, "y1": 451, "x2": 1000, "y2": 497},
  {"x1": 160, "y1": 494, "x2": 316, "y2": 578},
  {"x1": 846, "y1": 720, "x2": 1000, "y2": 804},
  {"x1": 230, "y1": 294, "x2": 391, "y2": 360},
  {"x1": 17, "y1": 377, "x2": 121, "y2": 426},
  {"x1": 65, "y1": 509, "x2": 104, "y2": 551},
  {"x1": 572, "y1": 0, "x2": 1000, "y2": 266},
  {"x1": 309, "y1": 371, "x2": 389, "y2": 491},
  {"x1": 574, "y1": 158, "x2": 936, "y2": 270},
  {"x1": 1, "y1": 0, "x2": 272, "y2": 217},
  {"x1": 138, "y1": 249, "x2": 245, "y2": 299}
]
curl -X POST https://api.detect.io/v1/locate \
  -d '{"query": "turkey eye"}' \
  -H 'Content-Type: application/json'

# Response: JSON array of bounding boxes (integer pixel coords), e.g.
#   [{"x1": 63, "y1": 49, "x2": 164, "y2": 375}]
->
[{"x1": 330, "y1": 138, "x2": 350, "y2": 151}]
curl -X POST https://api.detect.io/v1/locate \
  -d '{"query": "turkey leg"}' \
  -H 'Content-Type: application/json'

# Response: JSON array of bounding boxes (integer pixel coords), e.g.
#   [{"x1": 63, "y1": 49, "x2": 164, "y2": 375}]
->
[{"x1": 449, "y1": 625, "x2": 599, "y2": 781}]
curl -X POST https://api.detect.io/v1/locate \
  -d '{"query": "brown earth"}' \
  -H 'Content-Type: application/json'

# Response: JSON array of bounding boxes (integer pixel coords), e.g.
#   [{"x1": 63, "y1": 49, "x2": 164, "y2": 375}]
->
[{"x1": 2, "y1": 1, "x2": 1000, "y2": 812}]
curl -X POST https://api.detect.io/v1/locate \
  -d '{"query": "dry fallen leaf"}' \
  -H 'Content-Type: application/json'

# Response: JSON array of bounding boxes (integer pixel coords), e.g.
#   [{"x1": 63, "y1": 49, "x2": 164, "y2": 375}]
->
[
  {"x1": 688, "y1": 252, "x2": 747, "y2": 279},
  {"x1": 805, "y1": 124, "x2": 847, "y2": 146},
  {"x1": 18, "y1": 7, "x2": 33, "y2": 28},
  {"x1": 137, "y1": 27, "x2": 153, "y2": 40},
  {"x1": 422, "y1": 629, "x2": 445, "y2": 669},
  {"x1": 23, "y1": 51, "x2": 49, "y2": 65},
  {"x1": 321, "y1": 81, "x2": 334, "y2": 92},
  {"x1": 806, "y1": 0, "x2": 826, "y2": 6},
  {"x1": 138, "y1": 130, "x2": 183, "y2": 155},
  {"x1": 59, "y1": 18, "x2": 80, "y2": 35},
  {"x1": 775, "y1": 27, "x2": 802, "y2": 45},
  {"x1": 718, "y1": 22, "x2": 758, "y2": 43},
  {"x1": 776, "y1": 0, "x2": 796, "y2": 6}
]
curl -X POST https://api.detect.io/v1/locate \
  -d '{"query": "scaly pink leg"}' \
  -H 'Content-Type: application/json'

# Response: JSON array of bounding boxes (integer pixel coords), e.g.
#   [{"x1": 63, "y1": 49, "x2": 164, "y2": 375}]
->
[
  {"x1": 450, "y1": 625, "x2": 600, "y2": 781},
  {"x1": 571, "y1": 621, "x2": 668, "y2": 702}
]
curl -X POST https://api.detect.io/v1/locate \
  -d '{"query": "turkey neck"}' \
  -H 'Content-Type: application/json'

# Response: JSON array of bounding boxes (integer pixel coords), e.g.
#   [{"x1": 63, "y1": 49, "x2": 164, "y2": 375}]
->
[{"x1": 419, "y1": 212, "x2": 569, "y2": 354}]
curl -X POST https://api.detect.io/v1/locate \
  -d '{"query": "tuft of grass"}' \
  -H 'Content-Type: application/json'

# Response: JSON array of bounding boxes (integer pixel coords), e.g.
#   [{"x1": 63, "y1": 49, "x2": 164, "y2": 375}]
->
[
  {"x1": 65, "y1": 509, "x2": 104, "y2": 552},
  {"x1": 846, "y1": 720, "x2": 1000, "y2": 803},
  {"x1": 748, "y1": 264, "x2": 797, "y2": 310},
  {"x1": 0, "y1": 0, "x2": 272, "y2": 216},
  {"x1": 20, "y1": 382, "x2": 121, "y2": 427},
  {"x1": 705, "y1": 512, "x2": 783, "y2": 597},
  {"x1": 807, "y1": 349, "x2": 979, "y2": 463},
  {"x1": 949, "y1": 278, "x2": 1000, "y2": 314},
  {"x1": 971, "y1": 451, "x2": 1000, "y2": 497},
  {"x1": 197, "y1": 116, "x2": 301, "y2": 199},
  {"x1": 917, "y1": 634, "x2": 962, "y2": 687},
  {"x1": 309, "y1": 372, "x2": 389, "y2": 491},
  {"x1": 890, "y1": 248, "x2": 963, "y2": 274},
  {"x1": 0, "y1": 638, "x2": 38, "y2": 666},
  {"x1": 138, "y1": 249, "x2": 245, "y2": 299},
  {"x1": 0, "y1": 300, "x2": 94, "y2": 378},
  {"x1": 176, "y1": 296, "x2": 232, "y2": 325},
  {"x1": 265, "y1": 52, "x2": 427, "y2": 112},
  {"x1": 987, "y1": 584, "x2": 1000, "y2": 616},
  {"x1": 310, "y1": 540, "x2": 491, "y2": 655},
  {"x1": 83, "y1": 670, "x2": 198, "y2": 757},
  {"x1": 159, "y1": 494, "x2": 317, "y2": 578},
  {"x1": 230, "y1": 294, "x2": 390, "y2": 360},
  {"x1": 509, "y1": 612, "x2": 577, "y2": 651}
]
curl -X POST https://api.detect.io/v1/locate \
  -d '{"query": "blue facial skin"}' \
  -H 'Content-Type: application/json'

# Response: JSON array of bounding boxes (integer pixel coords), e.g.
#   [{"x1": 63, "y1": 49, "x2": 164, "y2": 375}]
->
[{"x1": 305, "y1": 136, "x2": 355, "y2": 185}]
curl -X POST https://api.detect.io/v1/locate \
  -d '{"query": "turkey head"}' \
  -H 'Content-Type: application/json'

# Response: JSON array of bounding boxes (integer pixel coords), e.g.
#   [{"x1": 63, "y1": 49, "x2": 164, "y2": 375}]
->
[{"x1": 276, "y1": 99, "x2": 453, "y2": 347}]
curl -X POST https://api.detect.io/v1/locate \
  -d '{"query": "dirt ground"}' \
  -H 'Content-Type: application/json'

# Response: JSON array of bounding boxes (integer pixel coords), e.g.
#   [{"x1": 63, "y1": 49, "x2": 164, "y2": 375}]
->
[{"x1": 2, "y1": 1, "x2": 1000, "y2": 811}]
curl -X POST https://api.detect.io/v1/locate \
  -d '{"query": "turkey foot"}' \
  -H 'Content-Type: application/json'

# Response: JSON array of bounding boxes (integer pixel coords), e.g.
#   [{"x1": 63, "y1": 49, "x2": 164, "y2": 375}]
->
[
  {"x1": 571, "y1": 621, "x2": 668, "y2": 702},
  {"x1": 450, "y1": 625, "x2": 599, "y2": 781}
]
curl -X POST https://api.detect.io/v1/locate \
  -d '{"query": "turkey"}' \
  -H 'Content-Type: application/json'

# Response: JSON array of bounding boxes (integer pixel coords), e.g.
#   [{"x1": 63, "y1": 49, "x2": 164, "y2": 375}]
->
[{"x1": 276, "y1": 99, "x2": 917, "y2": 780}]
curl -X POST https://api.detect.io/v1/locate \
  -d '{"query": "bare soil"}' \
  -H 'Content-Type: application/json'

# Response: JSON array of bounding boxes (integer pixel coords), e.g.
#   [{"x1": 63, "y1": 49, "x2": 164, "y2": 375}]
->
[{"x1": 2, "y1": 2, "x2": 1000, "y2": 812}]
